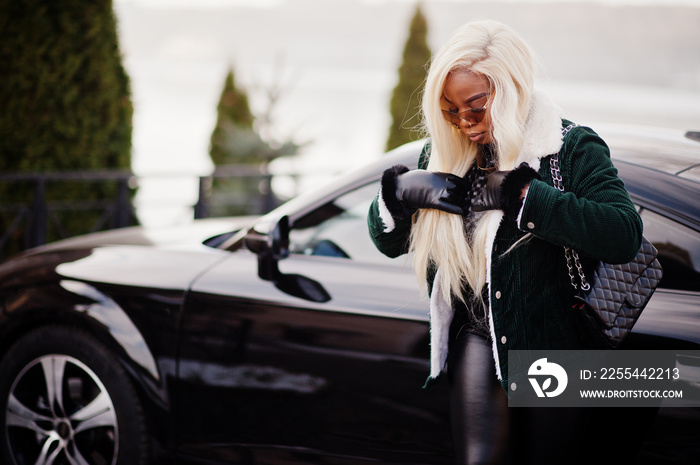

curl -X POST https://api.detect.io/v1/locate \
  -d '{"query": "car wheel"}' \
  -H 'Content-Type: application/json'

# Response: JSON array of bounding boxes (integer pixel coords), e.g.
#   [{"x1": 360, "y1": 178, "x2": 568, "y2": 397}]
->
[{"x1": 0, "y1": 325, "x2": 150, "y2": 465}]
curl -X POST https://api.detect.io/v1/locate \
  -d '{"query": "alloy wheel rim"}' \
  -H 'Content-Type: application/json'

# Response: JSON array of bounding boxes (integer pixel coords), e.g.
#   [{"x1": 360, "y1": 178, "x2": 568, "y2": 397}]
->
[{"x1": 5, "y1": 354, "x2": 119, "y2": 465}]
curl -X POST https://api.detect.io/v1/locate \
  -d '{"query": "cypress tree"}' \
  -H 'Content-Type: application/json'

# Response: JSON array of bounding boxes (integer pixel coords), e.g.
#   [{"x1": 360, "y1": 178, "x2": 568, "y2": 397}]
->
[
  {"x1": 208, "y1": 68, "x2": 273, "y2": 216},
  {"x1": 207, "y1": 66, "x2": 303, "y2": 217},
  {"x1": 385, "y1": 4, "x2": 432, "y2": 152},
  {"x1": 209, "y1": 69, "x2": 256, "y2": 165},
  {"x1": 0, "y1": 0, "x2": 133, "y2": 256}
]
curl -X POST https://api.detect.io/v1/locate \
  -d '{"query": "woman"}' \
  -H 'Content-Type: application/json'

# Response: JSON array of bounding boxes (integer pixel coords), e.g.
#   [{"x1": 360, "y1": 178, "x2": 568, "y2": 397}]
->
[{"x1": 367, "y1": 20, "x2": 645, "y2": 464}]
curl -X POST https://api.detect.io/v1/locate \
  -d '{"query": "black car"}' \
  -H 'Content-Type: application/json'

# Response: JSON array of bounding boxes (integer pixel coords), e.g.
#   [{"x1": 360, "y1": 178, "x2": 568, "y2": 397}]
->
[{"x1": 0, "y1": 127, "x2": 699, "y2": 465}]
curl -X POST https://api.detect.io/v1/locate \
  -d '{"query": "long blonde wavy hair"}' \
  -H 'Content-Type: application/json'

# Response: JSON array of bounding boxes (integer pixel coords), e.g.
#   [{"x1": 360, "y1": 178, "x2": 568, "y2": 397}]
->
[{"x1": 410, "y1": 20, "x2": 537, "y2": 309}]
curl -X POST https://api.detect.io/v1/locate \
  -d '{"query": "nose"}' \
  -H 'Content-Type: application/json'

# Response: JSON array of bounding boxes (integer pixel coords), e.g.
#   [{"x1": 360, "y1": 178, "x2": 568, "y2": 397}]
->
[{"x1": 457, "y1": 116, "x2": 473, "y2": 129}]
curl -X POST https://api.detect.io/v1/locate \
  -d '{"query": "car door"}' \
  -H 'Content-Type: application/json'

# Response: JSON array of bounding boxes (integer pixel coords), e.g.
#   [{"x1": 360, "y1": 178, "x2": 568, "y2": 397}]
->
[
  {"x1": 625, "y1": 207, "x2": 700, "y2": 347},
  {"x1": 176, "y1": 181, "x2": 453, "y2": 464},
  {"x1": 620, "y1": 205, "x2": 700, "y2": 461}
]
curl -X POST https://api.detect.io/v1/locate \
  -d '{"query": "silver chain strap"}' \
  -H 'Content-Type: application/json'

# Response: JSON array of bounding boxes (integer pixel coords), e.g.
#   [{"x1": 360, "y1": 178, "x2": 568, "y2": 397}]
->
[{"x1": 549, "y1": 124, "x2": 590, "y2": 291}]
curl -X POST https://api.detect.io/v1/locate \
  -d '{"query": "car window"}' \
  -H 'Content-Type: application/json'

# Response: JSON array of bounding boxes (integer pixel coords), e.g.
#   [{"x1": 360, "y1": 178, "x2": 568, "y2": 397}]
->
[
  {"x1": 288, "y1": 182, "x2": 408, "y2": 266},
  {"x1": 640, "y1": 209, "x2": 700, "y2": 292}
]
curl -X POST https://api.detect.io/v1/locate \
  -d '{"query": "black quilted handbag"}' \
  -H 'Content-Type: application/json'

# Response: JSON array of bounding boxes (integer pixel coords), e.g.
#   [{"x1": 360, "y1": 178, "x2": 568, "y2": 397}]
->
[{"x1": 550, "y1": 125, "x2": 663, "y2": 348}]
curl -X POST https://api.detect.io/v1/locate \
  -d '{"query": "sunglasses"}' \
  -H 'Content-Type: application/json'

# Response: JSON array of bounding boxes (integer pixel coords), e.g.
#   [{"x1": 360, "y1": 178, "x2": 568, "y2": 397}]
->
[{"x1": 440, "y1": 94, "x2": 490, "y2": 126}]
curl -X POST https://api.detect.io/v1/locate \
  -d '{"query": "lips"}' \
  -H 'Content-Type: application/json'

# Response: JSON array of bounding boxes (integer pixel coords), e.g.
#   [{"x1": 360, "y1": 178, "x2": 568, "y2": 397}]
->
[{"x1": 467, "y1": 132, "x2": 486, "y2": 142}]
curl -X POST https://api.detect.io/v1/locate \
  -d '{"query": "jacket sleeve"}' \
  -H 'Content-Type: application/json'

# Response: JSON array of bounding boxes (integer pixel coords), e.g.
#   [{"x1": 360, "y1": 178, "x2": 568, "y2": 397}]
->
[
  {"x1": 518, "y1": 126, "x2": 643, "y2": 264},
  {"x1": 366, "y1": 141, "x2": 432, "y2": 258},
  {"x1": 367, "y1": 188, "x2": 413, "y2": 258}
]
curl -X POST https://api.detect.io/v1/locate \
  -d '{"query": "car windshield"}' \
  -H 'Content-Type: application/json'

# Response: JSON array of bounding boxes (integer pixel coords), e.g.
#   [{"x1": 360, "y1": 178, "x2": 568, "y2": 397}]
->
[{"x1": 288, "y1": 181, "x2": 406, "y2": 265}]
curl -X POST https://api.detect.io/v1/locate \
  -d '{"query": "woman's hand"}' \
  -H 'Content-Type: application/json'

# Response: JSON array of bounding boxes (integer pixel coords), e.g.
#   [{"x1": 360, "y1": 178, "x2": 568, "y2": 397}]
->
[
  {"x1": 395, "y1": 169, "x2": 466, "y2": 215},
  {"x1": 472, "y1": 162, "x2": 540, "y2": 220}
]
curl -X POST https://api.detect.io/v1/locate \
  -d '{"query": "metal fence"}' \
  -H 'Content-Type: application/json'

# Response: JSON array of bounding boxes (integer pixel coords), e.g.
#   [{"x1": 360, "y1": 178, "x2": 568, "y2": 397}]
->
[{"x1": 0, "y1": 166, "x2": 278, "y2": 261}]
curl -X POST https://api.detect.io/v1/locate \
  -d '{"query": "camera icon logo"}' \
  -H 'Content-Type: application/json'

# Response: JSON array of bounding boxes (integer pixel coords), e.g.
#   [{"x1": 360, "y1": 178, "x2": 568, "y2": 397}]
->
[{"x1": 528, "y1": 358, "x2": 568, "y2": 398}]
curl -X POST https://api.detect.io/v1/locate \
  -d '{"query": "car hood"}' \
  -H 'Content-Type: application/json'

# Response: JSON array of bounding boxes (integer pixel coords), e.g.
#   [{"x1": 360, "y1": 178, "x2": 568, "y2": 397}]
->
[
  {"x1": 21, "y1": 216, "x2": 258, "y2": 255},
  {"x1": 0, "y1": 217, "x2": 258, "y2": 289}
]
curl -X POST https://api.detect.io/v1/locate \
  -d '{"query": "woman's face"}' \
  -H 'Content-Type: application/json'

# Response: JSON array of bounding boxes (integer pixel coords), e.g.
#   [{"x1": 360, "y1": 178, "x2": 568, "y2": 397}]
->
[{"x1": 441, "y1": 71, "x2": 492, "y2": 145}]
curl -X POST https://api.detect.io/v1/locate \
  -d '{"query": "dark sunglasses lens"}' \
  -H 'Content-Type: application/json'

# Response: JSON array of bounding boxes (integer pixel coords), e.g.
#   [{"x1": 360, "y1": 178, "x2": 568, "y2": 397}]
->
[{"x1": 442, "y1": 108, "x2": 485, "y2": 125}]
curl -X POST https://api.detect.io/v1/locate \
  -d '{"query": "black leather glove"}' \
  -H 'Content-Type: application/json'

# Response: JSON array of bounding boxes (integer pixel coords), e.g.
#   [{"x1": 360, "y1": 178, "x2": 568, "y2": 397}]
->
[
  {"x1": 381, "y1": 165, "x2": 465, "y2": 217},
  {"x1": 472, "y1": 162, "x2": 540, "y2": 220}
]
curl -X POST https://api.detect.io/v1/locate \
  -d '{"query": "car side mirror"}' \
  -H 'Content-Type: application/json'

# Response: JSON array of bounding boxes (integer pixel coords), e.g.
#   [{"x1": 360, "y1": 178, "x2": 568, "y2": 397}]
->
[
  {"x1": 275, "y1": 273, "x2": 331, "y2": 303},
  {"x1": 244, "y1": 215, "x2": 330, "y2": 303},
  {"x1": 245, "y1": 215, "x2": 290, "y2": 281},
  {"x1": 245, "y1": 215, "x2": 290, "y2": 260}
]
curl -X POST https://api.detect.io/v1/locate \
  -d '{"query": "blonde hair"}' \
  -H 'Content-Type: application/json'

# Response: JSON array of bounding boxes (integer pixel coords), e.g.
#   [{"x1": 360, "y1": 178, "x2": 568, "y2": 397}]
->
[{"x1": 410, "y1": 20, "x2": 537, "y2": 311}]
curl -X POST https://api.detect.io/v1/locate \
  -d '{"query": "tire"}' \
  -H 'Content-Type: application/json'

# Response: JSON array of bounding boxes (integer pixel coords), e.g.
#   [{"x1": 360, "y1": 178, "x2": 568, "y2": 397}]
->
[{"x1": 0, "y1": 325, "x2": 150, "y2": 465}]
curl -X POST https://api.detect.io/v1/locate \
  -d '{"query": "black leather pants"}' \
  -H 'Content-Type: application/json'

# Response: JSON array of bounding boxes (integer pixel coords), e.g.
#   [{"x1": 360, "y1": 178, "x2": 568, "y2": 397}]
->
[
  {"x1": 447, "y1": 332, "x2": 657, "y2": 465},
  {"x1": 448, "y1": 332, "x2": 510, "y2": 465}
]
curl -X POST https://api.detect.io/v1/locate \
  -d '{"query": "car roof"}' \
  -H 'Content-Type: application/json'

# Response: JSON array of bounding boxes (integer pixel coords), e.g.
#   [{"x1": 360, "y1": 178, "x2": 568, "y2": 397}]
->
[{"x1": 592, "y1": 124, "x2": 700, "y2": 182}]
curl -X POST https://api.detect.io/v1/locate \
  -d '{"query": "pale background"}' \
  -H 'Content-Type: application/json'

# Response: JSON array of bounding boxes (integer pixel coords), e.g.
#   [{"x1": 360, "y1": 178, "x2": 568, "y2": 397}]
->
[{"x1": 112, "y1": 0, "x2": 700, "y2": 226}]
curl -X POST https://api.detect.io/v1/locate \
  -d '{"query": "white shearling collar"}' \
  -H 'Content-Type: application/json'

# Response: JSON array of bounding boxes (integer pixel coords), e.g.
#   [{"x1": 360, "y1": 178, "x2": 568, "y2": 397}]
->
[{"x1": 515, "y1": 89, "x2": 565, "y2": 171}]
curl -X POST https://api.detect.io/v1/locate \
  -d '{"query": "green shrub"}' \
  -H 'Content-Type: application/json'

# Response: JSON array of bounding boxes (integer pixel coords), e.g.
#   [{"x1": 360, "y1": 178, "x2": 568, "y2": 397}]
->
[{"x1": 0, "y1": 0, "x2": 133, "y2": 257}]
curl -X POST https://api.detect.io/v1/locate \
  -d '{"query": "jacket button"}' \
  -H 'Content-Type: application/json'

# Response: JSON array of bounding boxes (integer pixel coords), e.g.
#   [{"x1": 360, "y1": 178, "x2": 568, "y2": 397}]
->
[
  {"x1": 501, "y1": 335, "x2": 507, "y2": 344},
  {"x1": 495, "y1": 291, "x2": 502, "y2": 299},
  {"x1": 527, "y1": 221, "x2": 535, "y2": 230},
  {"x1": 511, "y1": 382, "x2": 517, "y2": 391}
]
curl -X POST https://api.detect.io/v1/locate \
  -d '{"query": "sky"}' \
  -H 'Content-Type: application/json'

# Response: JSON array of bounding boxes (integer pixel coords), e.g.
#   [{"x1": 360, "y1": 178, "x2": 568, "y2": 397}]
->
[{"x1": 112, "y1": 0, "x2": 700, "y2": 225}]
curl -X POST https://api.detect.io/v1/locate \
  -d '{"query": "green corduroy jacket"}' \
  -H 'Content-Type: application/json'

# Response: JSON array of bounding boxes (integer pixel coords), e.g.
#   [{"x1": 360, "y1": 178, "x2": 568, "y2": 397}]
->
[{"x1": 368, "y1": 99, "x2": 643, "y2": 392}]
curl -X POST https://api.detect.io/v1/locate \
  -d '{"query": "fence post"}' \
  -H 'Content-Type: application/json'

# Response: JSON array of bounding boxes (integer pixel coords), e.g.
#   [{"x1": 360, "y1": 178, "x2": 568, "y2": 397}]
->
[
  {"x1": 194, "y1": 176, "x2": 211, "y2": 219},
  {"x1": 114, "y1": 177, "x2": 131, "y2": 228},
  {"x1": 28, "y1": 177, "x2": 47, "y2": 248},
  {"x1": 261, "y1": 173, "x2": 275, "y2": 214}
]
